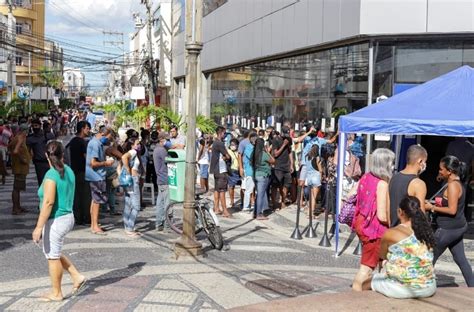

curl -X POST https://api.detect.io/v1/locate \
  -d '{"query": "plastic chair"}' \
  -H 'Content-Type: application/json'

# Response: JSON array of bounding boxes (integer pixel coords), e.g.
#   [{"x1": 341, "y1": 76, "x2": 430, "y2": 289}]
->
[{"x1": 142, "y1": 183, "x2": 155, "y2": 205}]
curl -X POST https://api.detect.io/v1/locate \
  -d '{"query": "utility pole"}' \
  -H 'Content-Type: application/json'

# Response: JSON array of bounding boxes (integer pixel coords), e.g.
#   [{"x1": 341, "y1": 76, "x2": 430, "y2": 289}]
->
[
  {"x1": 6, "y1": 0, "x2": 14, "y2": 104},
  {"x1": 174, "y1": 0, "x2": 203, "y2": 257},
  {"x1": 141, "y1": 0, "x2": 156, "y2": 106},
  {"x1": 103, "y1": 30, "x2": 125, "y2": 102}
]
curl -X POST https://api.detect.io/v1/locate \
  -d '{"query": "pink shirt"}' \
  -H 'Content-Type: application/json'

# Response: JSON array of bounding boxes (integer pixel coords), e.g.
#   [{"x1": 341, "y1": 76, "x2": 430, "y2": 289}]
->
[{"x1": 353, "y1": 173, "x2": 388, "y2": 240}]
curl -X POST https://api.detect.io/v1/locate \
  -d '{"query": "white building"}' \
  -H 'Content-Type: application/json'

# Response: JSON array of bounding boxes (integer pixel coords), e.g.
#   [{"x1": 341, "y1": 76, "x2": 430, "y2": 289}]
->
[
  {"x1": 125, "y1": 0, "x2": 172, "y2": 104},
  {"x1": 63, "y1": 67, "x2": 85, "y2": 99}
]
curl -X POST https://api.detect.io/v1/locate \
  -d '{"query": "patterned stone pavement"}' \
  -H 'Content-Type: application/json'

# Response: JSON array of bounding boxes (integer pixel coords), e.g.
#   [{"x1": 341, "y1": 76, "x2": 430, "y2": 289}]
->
[{"x1": 0, "y1": 163, "x2": 472, "y2": 311}]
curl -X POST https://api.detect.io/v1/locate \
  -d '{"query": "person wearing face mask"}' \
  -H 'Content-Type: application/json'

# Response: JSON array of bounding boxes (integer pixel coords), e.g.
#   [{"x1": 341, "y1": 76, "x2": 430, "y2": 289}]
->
[
  {"x1": 121, "y1": 137, "x2": 144, "y2": 237},
  {"x1": 388, "y1": 144, "x2": 428, "y2": 227},
  {"x1": 85, "y1": 127, "x2": 115, "y2": 235},
  {"x1": 154, "y1": 132, "x2": 171, "y2": 231},
  {"x1": 227, "y1": 138, "x2": 240, "y2": 208},
  {"x1": 27, "y1": 119, "x2": 56, "y2": 186}
]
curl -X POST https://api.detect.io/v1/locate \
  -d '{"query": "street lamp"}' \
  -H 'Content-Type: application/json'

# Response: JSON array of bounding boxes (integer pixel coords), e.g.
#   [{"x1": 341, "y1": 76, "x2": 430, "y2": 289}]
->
[{"x1": 174, "y1": 0, "x2": 203, "y2": 257}]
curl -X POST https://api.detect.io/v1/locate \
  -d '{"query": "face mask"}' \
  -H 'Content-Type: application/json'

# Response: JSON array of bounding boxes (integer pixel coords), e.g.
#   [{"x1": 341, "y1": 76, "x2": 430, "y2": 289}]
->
[
  {"x1": 32, "y1": 127, "x2": 41, "y2": 134},
  {"x1": 135, "y1": 145, "x2": 142, "y2": 153},
  {"x1": 100, "y1": 137, "x2": 109, "y2": 145},
  {"x1": 164, "y1": 141, "x2": 172, "y2": 149},
  {"x1": 230, "y1": 145, "x2": 237, "y2": 151},
  {"x1": 419, "y1": 161, "x2": 427, "y2": 175}
]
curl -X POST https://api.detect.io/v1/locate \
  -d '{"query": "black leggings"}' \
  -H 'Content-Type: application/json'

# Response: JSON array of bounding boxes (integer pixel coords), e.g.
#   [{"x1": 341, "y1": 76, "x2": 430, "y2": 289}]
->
[{"x1": 434, "y1": 224, "x2": 474, "y2": 287}]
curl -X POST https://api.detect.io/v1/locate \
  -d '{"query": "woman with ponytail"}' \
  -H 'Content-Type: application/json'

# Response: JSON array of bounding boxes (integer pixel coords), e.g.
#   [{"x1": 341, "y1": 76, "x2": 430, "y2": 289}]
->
[
  {"x1": 32, "y1": 140, "x2": 86, "y2": 301},
  {"x1": 121, "y1": 136, "x2": 143, "y2": 237},
  {"x1": 365, "y1": 196, "x2": 436, "y2": 298},
  {"x1": 425, "y1": 155, "x2": 474, "y2": 287}
]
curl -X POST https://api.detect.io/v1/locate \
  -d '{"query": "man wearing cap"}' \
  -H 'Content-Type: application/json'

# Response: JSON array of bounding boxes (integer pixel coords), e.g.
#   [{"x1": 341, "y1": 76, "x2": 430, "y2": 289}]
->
[
  {"x1": 8, "y1": 123, "x2": 31, "y2": 215},
  {"x1": 26, "y1": 118, "x2": 55, "y2": 186},
  {"x1": 154, "y1": 132, "x2": 171, "y2": 231}
]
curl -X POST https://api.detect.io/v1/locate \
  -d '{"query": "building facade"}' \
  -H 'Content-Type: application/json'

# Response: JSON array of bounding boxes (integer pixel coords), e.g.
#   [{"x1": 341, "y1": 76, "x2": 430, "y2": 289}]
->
[
  {"x1": 0, "y1": 0, "x2": 45, "y2": 85},
  {"x1": 63, "y1": 67, "x2": 85, "y2": 100},
  {"x1": 171, "y1": 0, "x2": 474, "y2": 125},
  {"x1": 124, "y1": 0, "x2": 172, "y2": 105}
]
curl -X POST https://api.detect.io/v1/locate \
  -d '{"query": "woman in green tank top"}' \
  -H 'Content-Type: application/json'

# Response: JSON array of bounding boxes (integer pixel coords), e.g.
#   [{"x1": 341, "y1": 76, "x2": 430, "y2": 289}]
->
[{"x1": 32, "y1": 141, "x2": 86, "y2": 302}]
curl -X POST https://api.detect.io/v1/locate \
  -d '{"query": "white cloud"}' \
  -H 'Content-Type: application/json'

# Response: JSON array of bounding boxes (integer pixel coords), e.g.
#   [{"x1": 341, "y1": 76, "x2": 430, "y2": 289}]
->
[{"x1": 47, "y1": 0, "x2": 144, "y2": 35}]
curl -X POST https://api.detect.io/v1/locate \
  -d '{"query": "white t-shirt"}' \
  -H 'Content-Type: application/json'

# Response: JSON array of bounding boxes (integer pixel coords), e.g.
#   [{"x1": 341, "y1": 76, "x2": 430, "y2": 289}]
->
[
  {"x1": 218, "y1": 155, "x2": 227, "y2": 173},
  {"x1": 128, "y1": 149, "x2": 141, "y2": 172}
]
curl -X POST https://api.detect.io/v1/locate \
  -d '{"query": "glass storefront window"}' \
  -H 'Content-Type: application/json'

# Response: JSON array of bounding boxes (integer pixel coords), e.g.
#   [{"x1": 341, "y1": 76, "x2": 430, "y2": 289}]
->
[
  {"x1": 395, "y1": 42, "x2": 463, "y2": 83},
  {"x1": 210, "y1": 42, "x2": 369, "y2": 126}
]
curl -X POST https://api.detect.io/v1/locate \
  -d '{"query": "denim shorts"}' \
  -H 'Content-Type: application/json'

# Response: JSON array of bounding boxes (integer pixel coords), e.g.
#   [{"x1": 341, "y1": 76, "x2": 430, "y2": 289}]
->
[
  {"x1": 306, "y1": 171, "x2": 321, "y2": 188},
  {"x1": 42, "y1": 213, "x2": 75, "y2": 259},
  {"x1": 199, "y1": 164, "x2": 209, "y2": 179}
]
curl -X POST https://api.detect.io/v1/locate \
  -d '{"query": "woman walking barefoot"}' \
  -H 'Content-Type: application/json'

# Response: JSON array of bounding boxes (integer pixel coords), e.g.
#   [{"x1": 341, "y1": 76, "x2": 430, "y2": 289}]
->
[{"x1": 32, "y1": 141, "x2": 86, "y2": 301}]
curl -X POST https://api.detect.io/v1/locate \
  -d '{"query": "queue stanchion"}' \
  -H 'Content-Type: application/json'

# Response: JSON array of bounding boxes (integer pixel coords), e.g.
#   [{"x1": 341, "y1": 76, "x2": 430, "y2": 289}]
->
[
  {"x1": 353, "y1": 238, "x2": 363, "y2": 255},
  {"x1": 319, "y1": 183, "x2": 331, "y2": 247},
  {"x1": 290, "y1": 185, "x2": 303, "y2": 240},
  {"x1": 303, "y1": 186, "x2": 317, "y2": 238}
]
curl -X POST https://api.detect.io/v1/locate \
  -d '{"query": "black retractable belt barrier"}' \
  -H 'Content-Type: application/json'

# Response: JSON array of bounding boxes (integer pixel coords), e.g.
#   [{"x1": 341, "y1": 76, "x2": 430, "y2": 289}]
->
[
  {"x1": 290, "y1": 185, "x2": 303, "y2": 240},
  {"x1": 303, "y1": 185, "x2": 317, "y2": 238},
  {"x1": 319, "y1": 183, "x2": 331, "y2": 247},
  {"x1": 353, "y1": 239, "x2": 363, "y2": 255}
]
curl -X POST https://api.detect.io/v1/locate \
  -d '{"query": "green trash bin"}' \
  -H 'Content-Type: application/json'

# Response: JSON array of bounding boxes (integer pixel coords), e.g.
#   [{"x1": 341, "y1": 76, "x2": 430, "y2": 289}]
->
[{"x1": 166, "y1": 149, "x2": 187, "y2": 202}]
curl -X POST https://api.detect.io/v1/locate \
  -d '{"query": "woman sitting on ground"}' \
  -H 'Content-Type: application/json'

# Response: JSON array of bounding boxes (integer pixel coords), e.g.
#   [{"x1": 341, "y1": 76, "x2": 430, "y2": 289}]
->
[{"x1": 365, "y1": 196, "x2": 436, "y2": 298}]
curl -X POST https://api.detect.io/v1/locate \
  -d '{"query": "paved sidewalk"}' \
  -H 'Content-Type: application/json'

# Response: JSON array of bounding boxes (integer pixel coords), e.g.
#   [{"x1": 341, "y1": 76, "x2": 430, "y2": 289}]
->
[{"x1": 0, "y1": 165, "x2": 473, "y2": 311}]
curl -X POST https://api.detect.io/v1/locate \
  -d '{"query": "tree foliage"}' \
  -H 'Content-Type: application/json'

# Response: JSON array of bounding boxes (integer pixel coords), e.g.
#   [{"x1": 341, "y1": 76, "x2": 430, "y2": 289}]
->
[{"x1": 102, "y1": 103, "x2": 217, "y2": 134}]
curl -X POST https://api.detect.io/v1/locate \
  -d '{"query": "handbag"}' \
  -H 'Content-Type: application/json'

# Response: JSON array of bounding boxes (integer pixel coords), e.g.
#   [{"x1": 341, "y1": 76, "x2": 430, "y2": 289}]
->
[
  {"x1": 338, "y1": 193, "x2": 357, "y2": 227},
  {"x1": 119, "y1": 168, "x2": 133, "y2": 187}
]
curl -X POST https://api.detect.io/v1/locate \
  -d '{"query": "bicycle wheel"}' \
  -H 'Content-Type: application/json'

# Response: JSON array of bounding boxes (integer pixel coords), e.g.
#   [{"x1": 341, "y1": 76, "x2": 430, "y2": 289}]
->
[
  {"x1": 166, "y1": 202, "x2": 203, "y2": 235},
  {"x1": 201, "y1": 207, "x2": 224, "y2": 250},
  {"x1": 166, "y1": 202, "x2": 184, "y2": 235}
]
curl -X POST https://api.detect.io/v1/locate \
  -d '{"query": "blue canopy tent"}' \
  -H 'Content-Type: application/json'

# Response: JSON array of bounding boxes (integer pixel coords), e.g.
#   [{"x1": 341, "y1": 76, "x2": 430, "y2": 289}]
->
[{"x1": 334, "y1": 65, "x2": 474, "y2": 255}]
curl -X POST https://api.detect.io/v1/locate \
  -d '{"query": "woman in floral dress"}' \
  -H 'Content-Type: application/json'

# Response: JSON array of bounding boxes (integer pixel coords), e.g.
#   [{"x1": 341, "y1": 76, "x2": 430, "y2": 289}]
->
[{"x1": 364, "y1": 196, "x2": 436, "y2": 298}]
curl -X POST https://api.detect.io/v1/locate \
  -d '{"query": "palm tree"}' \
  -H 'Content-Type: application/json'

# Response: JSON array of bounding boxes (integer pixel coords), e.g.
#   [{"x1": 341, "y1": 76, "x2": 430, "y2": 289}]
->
[{"x1": 38, "y1": 66, "x2": 62, "y2": 109}]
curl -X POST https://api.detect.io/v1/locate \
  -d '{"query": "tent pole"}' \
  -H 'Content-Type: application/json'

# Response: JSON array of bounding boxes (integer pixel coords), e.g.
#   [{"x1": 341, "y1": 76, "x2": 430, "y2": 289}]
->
[
  {"x1": 365, "y1": 41, "x2": 375, "y2": 171},
  {"x1": 335, "y1": 132, "x2": 347, "y2": 257}
]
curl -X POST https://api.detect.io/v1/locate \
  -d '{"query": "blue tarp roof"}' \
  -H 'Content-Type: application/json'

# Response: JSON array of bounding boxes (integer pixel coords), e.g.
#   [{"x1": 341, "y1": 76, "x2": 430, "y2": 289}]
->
[{"x1": 339, "y1": 65, "x2": 474, "y2": 137}]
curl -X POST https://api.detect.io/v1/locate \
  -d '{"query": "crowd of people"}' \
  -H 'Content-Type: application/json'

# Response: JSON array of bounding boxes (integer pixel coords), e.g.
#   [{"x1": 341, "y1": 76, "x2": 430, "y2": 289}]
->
[{"x1": 0, "y1": 108, "x2": 472, "y2": 301}]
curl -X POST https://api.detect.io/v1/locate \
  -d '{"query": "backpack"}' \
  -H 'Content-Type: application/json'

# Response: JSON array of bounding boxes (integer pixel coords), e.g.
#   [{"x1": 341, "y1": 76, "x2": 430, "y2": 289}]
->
[{"x1": 344, "y1": 151, "x2": 361, "y2": 180}]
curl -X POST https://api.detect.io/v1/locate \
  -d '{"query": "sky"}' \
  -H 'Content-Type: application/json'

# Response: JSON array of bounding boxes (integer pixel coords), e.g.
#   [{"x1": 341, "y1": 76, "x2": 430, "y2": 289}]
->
[{"x1": 45, "y1": 0, "x2": 145, "y2": 91}]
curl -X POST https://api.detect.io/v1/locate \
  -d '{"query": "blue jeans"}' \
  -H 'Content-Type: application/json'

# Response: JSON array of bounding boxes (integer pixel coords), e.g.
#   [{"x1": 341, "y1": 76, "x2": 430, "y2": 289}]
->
[
  {"x1": 255, "y1": 176, "x2": 269, "y2": 216},
  {"x1": 123, "y1": 176, "x2": 140, "y2": 231},
  {"x1": 156, "y1": 185, "x2": 170, "y2": 227}
]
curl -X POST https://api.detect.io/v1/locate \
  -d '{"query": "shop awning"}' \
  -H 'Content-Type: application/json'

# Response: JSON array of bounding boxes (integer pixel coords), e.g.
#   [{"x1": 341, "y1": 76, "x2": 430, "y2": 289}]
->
[{"x1": 339, "y1": 65, "x2": 474, "y2": 137}]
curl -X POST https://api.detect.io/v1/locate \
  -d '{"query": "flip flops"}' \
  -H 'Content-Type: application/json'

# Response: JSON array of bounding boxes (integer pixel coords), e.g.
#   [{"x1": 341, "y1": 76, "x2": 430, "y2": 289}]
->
[
  {"x1": 71, "y1": 278, "x2": 87, "y2": 296},
  {"x1": 91, "y1": 230, "x2": 107, "y2": 236}
]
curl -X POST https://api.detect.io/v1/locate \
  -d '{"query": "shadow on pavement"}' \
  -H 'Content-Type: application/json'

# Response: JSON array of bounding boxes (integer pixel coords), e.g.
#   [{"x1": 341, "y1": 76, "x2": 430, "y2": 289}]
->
[{"x1": 77, "y1": 262, "x2": 147, "y2": 297}]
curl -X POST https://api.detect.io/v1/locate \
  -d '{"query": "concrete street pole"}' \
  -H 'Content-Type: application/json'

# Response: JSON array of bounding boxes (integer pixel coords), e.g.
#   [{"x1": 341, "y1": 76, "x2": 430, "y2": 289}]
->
[
  {"x1": 144, "y1": 0, "x2": 156, "y2": 106},
  {"x1": 28, "y1": 51, "x2": 31, "y2": 114},
  {"x1": 174, "y1": 0, "x2": 203, "y2": 257}
]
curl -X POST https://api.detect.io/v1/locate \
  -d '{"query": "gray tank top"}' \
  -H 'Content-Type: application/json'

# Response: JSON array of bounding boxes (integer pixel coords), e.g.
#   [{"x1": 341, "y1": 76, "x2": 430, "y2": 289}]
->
[{"x1": 389, "y1": 172, "x2": 417, "y2": 227}]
